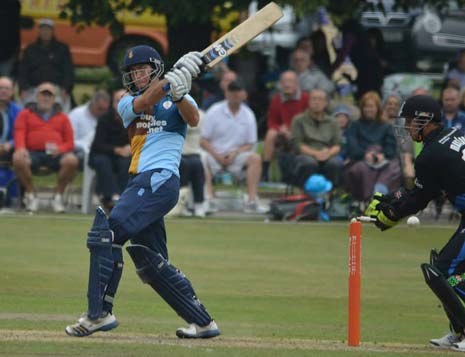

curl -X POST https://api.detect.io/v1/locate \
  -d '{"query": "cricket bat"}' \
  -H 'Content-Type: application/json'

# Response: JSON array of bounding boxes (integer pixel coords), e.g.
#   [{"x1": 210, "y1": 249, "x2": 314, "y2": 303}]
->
[{"x1": 200, "y1": 2, "x2": 283, "y2": 68}]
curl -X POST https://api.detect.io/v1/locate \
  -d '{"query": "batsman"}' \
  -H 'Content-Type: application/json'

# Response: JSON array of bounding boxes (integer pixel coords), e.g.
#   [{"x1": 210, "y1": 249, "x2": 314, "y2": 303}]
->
[
  {"x1": 365, "y1": 94, "x2": 465, "y2": 351},
  {"x1": 65, "y1": 46, "x2": 220, "y2": 338}
]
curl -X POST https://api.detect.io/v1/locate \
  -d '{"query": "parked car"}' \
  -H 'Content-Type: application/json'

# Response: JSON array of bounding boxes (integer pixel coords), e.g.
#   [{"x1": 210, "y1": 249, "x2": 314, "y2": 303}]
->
[
  {"x1": 360, "y1": 3, "x2": 420, "y2": 72},
  {"x1": 361, "y1": 1, "x2": 465, "y2": 72},
  {"x1": 412, "y1": 5, "x2": 465, "y2": 71}
]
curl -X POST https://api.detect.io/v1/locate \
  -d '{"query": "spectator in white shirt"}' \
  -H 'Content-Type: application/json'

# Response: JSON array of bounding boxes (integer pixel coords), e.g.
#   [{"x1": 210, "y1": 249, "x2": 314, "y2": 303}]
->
[
  {"x1": 68, "y1": 90, "x2": 110, "y2": 168},
  {"x1": 200, "y1": 80, "x2": 266, "y2": 213}
]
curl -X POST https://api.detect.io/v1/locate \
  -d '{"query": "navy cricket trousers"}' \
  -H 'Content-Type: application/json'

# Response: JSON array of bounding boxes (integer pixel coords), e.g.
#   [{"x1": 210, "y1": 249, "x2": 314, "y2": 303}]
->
[{"x1": 108, "y1": 168, "x2": 179, "y2": 259}]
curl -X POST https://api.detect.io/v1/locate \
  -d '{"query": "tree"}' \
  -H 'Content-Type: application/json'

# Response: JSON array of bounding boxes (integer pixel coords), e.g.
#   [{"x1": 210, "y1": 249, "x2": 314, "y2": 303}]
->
[
  {"x1": 62, "y1": 0, "x2": 251, "y2": 64},
  {"x1": 62, "y1": 0, "x2": 465, "y2": 64}
]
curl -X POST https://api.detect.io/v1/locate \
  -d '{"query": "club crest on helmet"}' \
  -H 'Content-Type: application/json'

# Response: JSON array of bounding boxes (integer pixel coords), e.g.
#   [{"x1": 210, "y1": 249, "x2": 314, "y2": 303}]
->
[{"x1": 121, "y1": 45, "x2": 164, "y2": 95}]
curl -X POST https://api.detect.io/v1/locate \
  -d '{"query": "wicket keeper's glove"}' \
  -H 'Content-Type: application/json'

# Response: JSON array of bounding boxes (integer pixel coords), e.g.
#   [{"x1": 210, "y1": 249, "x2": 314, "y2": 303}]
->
[{"x1": 365, "y1": 192, "x2": 399, "y2": 231}]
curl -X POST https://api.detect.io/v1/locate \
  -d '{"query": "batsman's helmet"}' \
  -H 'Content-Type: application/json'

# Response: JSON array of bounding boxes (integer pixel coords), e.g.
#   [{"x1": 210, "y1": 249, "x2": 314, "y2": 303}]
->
[
  {"x1": 395, "y1": 95, "x2": 442, "y2": 140},
  {"x1": 121, "y1": 45, "x2": 164, "y2": 95}
]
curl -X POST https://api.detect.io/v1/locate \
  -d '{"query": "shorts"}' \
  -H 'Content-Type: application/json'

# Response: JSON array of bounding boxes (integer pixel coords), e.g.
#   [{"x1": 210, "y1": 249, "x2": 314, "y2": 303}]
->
[
  {"x1": 205, "y1": 151, "x2": 253, "y2": 178},
  {"x1": 29, "y1": 151, "x2": 65, "y2": 172}
]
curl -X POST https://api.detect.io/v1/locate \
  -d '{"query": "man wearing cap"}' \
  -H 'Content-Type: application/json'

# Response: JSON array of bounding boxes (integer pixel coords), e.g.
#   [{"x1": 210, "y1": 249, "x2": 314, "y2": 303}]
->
[
  {"x1": 262, "y1": 70, "x2": 309, "y2": 182},
  {"x1": 365, "y1": 95, "x2": 465, "y2": 351},
  {"x1": 12, "y1": 82, "x2": 78, "y2": 212},
  {"x1": 201, "y1": 79, "x2": 266, "y2": 213},
  {"x1": 18, "y1": 18, "x2": 74, "y2": 111}
]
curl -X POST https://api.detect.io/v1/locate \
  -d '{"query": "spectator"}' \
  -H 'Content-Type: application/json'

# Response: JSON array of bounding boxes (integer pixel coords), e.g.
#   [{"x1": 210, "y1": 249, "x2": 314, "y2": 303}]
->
[
  {"x1": 69, "y1": 90, "x2": 111, "y2": 168},
  {"x1": 295, "y1": 36, "x2": 313, "y2": 56},
  {"x1": 201, "y1": 80, "x2": 266, "y2": 213},
  {"x1": 382, "y1": 94, "x2": 415, "y2": 187},
  {"x1": 331, "y1": 19, "x2": 384, "y2": 99},
  {"x1": 381, "y1": 94, "x2": 401, "y2": 124},
  {"x1": 180, "y1": 100, "x2": 207, "y2": 217},
  {"x1": 262, "y1": 70, "x2": 309, "y2": 182},
  {"x1": 89, "y1": 89, "x2": 130, "y2": 211},
  {"x1": 18, "y1": 18, "x2": 74, "y2": 112},
  {"x1": 441, "y1": 86, "x2": 465, "y2": 130},
  {"x1": 0, "y1": 76, "x2": 21, "y2": 164},
  {"x1": 445, "y1": 50, "x2": 465, "y2": 91},
  {"x1": 461, "y1": 89, "x2": 465, "y2": 112},
  {"x1": 411, "y1": 87, "x2": 430, "y2": 96},
  {"x1": 12, "y1": 82, "x2": 78, "y2": 212},
  {"x1": 367, "y1": 28, "x2": 390, "y2": 75},
  {"x1": 280, "y1": 89, "x2": 343, "y2": 188},
  {"x1": 176, "y1": 82, "x2": 207, "y2": 217},
  {"x1": 201, "y1": 70, "x2": 237, "y2": 111},
  {"x1": 333, "y1": 104, "x2": 352, "y2": 163},
  {"x1": 345, "y1": 91, "x2": 401, "y2": 211},
  {"x1": 290, "y1": 48, "x2": 334, "y2": 95},
  {"x1": 0, "y1": 0, "x2": 20, "y2": 77},
  {"x1": 310, "y1": 30, "x2": 332, "y2": 77}
]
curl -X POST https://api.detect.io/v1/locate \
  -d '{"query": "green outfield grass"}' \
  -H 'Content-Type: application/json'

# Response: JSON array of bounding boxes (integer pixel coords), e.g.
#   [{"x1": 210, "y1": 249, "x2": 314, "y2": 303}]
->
[{"x1": 0, "y1": 214, "x2": 460, "y2": 356}]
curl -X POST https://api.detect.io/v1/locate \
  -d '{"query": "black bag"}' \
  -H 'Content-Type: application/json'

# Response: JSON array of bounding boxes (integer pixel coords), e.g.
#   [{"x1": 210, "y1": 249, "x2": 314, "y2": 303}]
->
[
  {"x1": 327, "y1": 193, "x2": 351, "y2": 220},
  {"x1": 268, "y1": 194, "x2": 321, "y2": 221}
]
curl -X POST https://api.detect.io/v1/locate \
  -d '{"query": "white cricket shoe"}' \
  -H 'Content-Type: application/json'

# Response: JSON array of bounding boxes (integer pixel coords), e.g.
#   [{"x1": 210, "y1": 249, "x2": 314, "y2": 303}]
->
[
  {"x1": 65, "y1": 312, "x2": 119, "y2": 337},
  {"x1": 430, "y1": 331, "x2": 464, "y2": 348},
  {"x1": 52, "y1": 194, "x2": 65, "y2": 213},
  {"x1": 176, "y1": 320, "x2": 220, "y2": 339},
  {"x1": 453, "y1": 338, "x2": 465, "y2": 351},
  {"x1": 194, "y1": 203, "x2": 206, "y2": 218},
  {"x1": 24, "y1": 192, "x2": 39, "y2": 212}
]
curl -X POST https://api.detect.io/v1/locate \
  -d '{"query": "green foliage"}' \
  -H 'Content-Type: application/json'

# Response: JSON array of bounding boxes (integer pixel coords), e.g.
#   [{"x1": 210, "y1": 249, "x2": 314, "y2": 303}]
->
[{"x1": 61, "y1": 0, "x2": 465, "y2": 44}]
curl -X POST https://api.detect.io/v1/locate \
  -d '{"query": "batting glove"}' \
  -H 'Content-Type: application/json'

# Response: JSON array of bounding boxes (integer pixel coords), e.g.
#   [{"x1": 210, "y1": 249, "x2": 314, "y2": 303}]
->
[
  {"x1": 365, "y1": 192, "x2": 399, "y2": 231},
  {"x1": 164, "y1": 68, "x2": 191, "y2": 102},
  {"x1": 174, "y1": 52, "x2": 204, "y2": 79}
]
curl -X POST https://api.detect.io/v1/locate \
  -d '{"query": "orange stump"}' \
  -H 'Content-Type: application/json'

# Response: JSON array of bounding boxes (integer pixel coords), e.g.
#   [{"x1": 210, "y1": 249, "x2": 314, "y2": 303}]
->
[{"x1": 348, "y1": 220, "x2": 362, "y2": 346}]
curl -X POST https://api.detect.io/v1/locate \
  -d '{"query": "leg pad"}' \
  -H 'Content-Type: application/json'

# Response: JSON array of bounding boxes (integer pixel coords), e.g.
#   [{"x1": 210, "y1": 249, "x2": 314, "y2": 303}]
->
[
  {"x1": 87, "y1": 207, "x2": 114, "y2": 320},
  {"x1": 126, "y1": 244, "x2": 212, "y2": 326},
  {"x1": 422, "y1": 263, "x2": 465, "y2": 329}
]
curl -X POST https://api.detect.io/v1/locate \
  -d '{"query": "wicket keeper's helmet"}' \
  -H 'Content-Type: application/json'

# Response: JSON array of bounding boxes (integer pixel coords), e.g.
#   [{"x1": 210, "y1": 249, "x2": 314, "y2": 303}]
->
[
  {"x1": 398, "y1": 95, "x2": 441, "y2": 123},
  {"x1": 121, "y1": 45, "x2": 164, "y2": 95},
  {"x1": 396, "y1": 95, "x2": 442, "y2": 140}
]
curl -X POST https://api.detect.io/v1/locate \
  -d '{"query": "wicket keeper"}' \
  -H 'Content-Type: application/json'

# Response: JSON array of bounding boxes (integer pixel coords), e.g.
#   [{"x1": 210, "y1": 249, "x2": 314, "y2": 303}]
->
[{"x1": 366, "y1": 94, "x2": 465, "y2": 351}]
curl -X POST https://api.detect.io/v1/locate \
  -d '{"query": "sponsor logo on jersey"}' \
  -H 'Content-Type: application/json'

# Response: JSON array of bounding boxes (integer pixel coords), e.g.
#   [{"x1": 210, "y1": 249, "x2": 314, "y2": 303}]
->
[{"x1": 136, "y1": 113, "x2": 167, "y2": 134}]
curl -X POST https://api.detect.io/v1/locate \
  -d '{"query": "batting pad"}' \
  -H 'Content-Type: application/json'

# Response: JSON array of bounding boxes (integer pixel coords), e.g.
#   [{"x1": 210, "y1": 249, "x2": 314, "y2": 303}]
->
[
  {"x1": 126, "y1": 244, "x2": 212, "y2": 326},
  {"x1": 87, "y1": 207, "x2": 114, "y2": 320}
]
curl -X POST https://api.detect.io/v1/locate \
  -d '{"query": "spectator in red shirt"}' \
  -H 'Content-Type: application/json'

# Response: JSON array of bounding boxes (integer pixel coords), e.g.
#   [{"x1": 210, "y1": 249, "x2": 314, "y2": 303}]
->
[
  {"x1": 12, "y1": 82, "x2": 78, "y2": 212},
  {"x1": 262, "y1": 70, "x2": 309, "y2": 181}
]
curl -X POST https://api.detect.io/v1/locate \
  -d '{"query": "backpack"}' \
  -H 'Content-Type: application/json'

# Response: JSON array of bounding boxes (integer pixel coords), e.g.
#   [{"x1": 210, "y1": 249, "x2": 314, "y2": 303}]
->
[
  {"x1": 326, "y1": 193, "x2": 351, "y2": 220},
  {"x1": 268, "y1": 194, "x2": 321, "y2": 221}
]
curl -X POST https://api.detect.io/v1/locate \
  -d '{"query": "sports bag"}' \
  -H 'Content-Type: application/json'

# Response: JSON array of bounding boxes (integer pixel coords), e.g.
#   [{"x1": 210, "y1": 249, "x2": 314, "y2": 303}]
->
[{"x1": 268, "y1": 194, "x2": 321, "y2": 221}]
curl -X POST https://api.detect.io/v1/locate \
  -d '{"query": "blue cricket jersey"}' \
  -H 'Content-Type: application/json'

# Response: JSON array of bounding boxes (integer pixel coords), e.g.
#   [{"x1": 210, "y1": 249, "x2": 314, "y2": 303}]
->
[{"x1": 118, "y1": 94, "x2": 196, "y2": 176}]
